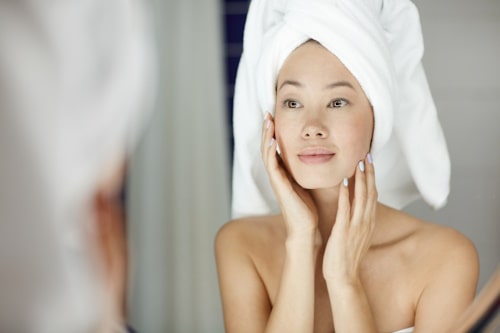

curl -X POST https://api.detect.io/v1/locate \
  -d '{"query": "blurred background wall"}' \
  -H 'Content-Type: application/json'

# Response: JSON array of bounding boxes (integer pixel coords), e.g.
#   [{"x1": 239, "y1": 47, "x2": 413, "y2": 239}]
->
[
  {"x1": 127, "y1": 0, "x2": 499, "y2": 332},
  {"x1": 406, "y1": 0, "x2": 500, "y2": 293},
  {"x1": 127, "y1": 0, "x2": 230, "y2": 332}
]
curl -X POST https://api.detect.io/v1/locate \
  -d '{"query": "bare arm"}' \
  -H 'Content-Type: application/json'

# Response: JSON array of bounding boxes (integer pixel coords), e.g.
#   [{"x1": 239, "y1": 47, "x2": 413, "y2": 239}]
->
[
  {"x1": 327, "y1": 280, "x2": 377, "y2": 333},
  {"x1": 215, "y1": 222, "x2": 271, "y2": 333},
  {"x1": 266, "y1": 234, "x2": 319, "y2": 333},
  {"x1": 414, "y1": 229, "x2": 479, "y2": 333},
  {"x1": 215, "y1": 220, "x2": 320, "y2": 333},
  {"x1": 323, "y1": 155, "x2": 378, "y2": 333}
]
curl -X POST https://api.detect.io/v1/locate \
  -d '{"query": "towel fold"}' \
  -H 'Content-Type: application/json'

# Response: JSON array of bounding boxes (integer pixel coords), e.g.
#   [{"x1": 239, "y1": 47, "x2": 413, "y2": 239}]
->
[{"x1": 232, "y1": 0, "x2": 450, "y2": 218}]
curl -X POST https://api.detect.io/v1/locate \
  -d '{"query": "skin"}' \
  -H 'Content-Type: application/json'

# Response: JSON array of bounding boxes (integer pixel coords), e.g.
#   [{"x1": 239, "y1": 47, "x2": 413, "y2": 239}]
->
[
  {"x1": 215, "y1": 41, "x2": 479, "y2": 333},
  {"x1": 90, "y1": 159, "x2": 129, "y2": 332},
  {"x1": 448, "y1": 267, "x2": 500, "y2": 332}
]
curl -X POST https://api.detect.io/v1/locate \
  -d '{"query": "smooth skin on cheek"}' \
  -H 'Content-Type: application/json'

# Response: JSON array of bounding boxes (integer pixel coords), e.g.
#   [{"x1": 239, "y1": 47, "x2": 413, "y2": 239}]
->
[{"x1": 341, "y1": 112, "x2": 374, "y2": 177}]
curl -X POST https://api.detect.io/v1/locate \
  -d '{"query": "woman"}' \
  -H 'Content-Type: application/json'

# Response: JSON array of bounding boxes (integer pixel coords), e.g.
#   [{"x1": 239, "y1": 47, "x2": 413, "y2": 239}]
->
[{"x1": 216, "y1": 1, "x2": 479, "y2": 332}]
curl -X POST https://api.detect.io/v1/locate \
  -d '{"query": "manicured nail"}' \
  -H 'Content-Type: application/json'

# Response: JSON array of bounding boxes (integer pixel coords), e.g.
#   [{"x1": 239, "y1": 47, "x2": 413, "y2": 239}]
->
[
  {"x1": 367, "y1": 153, "x2": 373, "y2": 164},
  {"x1": 269, "y1": 138, "x2": 275, "y2": 146},
  {"x1": 359, "y1": 160, "x2": 365, "y2": 172},
  {"x1": 266, "y1": 119, "x2": 271, "y2": 129},
  {"x1": 343, "y1": 177, "x2": 348, "y2": 187}
]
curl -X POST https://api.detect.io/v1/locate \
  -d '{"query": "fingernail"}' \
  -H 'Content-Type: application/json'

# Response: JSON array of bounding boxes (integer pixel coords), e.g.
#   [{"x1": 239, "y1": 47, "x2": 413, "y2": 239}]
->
[
  {"x1": 266, "y1": 119, "x2": 271, "y2": 129},
  {"x1": 367, "y1": 153, "x2": 373, "y2": 164},
  {"x1": 343, "y1": 177, "x2": 348, "y2": 187},
  {"x1": 359, "y1": 160, "x2": 365, "y2": 172},
  {"x1": 269, "y1": 138, "x2": 275, "y2": 146}
]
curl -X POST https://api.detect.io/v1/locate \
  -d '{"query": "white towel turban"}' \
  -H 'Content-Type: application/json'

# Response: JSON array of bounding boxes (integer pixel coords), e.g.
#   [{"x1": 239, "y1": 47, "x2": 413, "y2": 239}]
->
[{"x1": 232, "y1": 0, "x2": 450, "y2": 218}]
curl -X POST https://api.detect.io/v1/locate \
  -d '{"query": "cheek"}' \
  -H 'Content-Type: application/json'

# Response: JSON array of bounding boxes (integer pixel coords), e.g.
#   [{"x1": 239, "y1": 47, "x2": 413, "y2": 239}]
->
[
  {"x1": 274, "y1": 118, "x2": 297, "y2": 166},
  {"x1": 342, "y1": 114, "x2": 373, "y2": 156},
  {"x1": 274, "y1": 115, "x2": 294, "y2": 147}
]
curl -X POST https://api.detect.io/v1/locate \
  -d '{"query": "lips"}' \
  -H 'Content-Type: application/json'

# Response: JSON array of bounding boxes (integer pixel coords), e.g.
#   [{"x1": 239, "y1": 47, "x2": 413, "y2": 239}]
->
[{"x1": 298, "y1": 148, "x2": 335, "y2": 165}]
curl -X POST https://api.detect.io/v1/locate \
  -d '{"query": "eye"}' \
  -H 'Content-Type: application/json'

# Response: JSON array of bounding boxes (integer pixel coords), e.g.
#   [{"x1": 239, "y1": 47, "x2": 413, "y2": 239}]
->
[
  {"x1": 284, "y1": 99, "x2": 302, "y2": 109},
  {"x1": 329, "y1": 98, "x2": 348, "y2": 108}
]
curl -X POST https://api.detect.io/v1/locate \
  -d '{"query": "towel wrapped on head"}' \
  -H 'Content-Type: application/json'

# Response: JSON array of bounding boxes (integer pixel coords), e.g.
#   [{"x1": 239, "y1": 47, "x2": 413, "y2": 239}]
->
[{"x1": 232, "y1": 0, "x2": 450, "y2": 218}]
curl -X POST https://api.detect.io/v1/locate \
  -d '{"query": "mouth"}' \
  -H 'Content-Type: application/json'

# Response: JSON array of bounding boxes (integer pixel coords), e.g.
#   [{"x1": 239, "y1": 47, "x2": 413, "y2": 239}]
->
[{"x1": 297, "y1": 148, "x2": 335, "y2": 165}]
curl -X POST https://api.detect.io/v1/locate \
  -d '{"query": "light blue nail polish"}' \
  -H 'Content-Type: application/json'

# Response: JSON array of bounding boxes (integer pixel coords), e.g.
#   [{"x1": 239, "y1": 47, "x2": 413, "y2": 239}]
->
[
  {"x1": 343, "y1": 177, "x2": 348, "y2": 187},
  {"x1": 359, "y1": 160, "x2": 365, "y2": 172},
  {"x1": 367, "y1": 153, "x2": 373, "y2": 164}
]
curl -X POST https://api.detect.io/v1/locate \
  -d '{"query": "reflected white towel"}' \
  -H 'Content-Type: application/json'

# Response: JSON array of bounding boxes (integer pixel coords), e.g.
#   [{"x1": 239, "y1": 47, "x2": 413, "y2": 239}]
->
[{"x1": 232, "y1": 0, "x2": 450, "y2": 218}]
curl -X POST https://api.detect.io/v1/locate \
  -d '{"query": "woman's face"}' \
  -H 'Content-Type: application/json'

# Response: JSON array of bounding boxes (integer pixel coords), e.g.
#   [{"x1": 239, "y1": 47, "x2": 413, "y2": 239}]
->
[{"x1": 274, "y1": 41, "x2": 373, "y2": 189}]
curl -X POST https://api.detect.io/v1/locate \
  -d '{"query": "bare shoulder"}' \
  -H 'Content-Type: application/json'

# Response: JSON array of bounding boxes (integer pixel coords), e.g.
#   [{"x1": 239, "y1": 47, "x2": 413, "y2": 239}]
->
[
  {"x1": 215, "y1": 216, "x2": 284, "y2": 331},
  {"x1": 412, "y1": 214, "x2": 478, "y2": 269},
  {"x1": 378, "y1": 208, "x2": 481, "y2": 330},
  {"x1": 379, "y1": 204, "x2": 479, "y2": 282},
  {"x1": 379, "y1": 204, "x2": 477, "y2": 258},
  {"x1": 215, "y1": 214, "x2": 284, "y2": 256}
]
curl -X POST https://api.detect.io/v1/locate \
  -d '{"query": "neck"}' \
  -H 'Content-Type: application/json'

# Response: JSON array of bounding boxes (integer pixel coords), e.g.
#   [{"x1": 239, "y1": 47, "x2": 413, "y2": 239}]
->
[
  {"x1": 310, "y1": 186, "x2": 340, "y2": 242},
  {"x1": 310, "y1": 178, "x2": 357, "y2": 243}
]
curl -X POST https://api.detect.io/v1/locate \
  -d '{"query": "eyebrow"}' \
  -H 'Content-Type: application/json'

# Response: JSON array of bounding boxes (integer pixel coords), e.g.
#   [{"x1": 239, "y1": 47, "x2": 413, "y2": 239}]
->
[{"x1": 277, "y1": 79, "x2": 356, "y2": 92}]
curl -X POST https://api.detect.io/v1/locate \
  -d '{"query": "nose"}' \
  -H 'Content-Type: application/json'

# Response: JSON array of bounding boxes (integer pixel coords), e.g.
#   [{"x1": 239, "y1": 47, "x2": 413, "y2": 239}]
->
[{"x1": 301, "y1": 119, "x2": 329, "y2": 139}]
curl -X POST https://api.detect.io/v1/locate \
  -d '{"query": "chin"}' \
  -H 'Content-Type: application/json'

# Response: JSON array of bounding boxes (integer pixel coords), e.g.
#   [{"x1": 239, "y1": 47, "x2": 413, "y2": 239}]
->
[
  {"x1": 293, "y1": 173, "x2": 342, "y2": 190},
  {"x1": 285, "y1": 159, "x2": 357, "y2": 190}
]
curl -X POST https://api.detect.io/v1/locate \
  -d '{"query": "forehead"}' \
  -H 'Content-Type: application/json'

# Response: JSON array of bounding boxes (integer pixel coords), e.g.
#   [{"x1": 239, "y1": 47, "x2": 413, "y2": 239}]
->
[{"x1": 277, "y1": 41, "x2": 359, "y2": 87}]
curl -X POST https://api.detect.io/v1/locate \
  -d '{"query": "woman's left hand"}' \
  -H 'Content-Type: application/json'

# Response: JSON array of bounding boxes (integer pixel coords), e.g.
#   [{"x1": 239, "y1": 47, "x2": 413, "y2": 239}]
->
[{"x1": 322, "y1": 154, "x2": 377, "y2": 286}]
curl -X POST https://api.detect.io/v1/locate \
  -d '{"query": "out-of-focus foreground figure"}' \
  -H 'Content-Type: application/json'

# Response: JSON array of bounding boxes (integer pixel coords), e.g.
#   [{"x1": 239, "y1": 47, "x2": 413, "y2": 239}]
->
[{"x1": 0, "y1": 1, "x2": 155, "y2": 332}]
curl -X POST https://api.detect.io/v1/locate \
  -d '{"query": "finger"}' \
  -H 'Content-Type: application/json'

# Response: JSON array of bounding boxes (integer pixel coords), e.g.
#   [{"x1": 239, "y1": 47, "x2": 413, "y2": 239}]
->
[
  {"x1": 351, "y1": 160, "x2": 367, "y2": 226},
  {"x1": 261, "y1": 112, "x2": 275, "y2": 168},
  {"x1": 363, "y1": 153, "x2": 378, "y2": 228},
  {"x1": 261, "y1": 113, "x2": 282, "y2": 182},
  {"x1": 335, "y1": 177, "x2": 351, "y2": 230},
  {"x1": 260, "y1": 112, "x2": 271, "y2": 158}
]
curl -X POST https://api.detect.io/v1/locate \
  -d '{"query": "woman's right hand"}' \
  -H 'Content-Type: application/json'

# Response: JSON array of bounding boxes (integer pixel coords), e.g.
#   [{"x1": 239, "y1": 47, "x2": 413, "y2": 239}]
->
[{"x1": 261, "y1": 112, "x2": 319, "y2": 240}]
